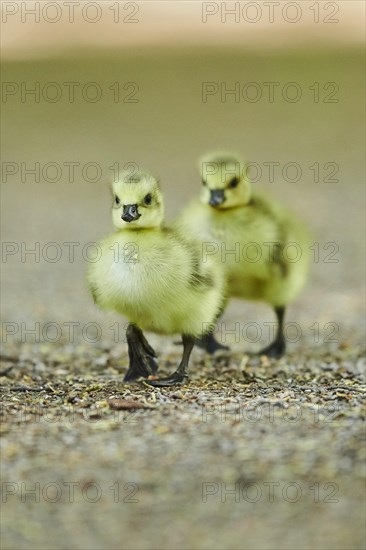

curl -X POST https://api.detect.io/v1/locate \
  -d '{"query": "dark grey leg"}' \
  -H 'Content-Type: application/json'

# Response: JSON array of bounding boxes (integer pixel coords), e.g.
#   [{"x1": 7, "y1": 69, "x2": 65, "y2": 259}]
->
[
  {"x1": 124, "y1": 324, "x2": 158, "y2": 382},
  {"x1": 146, "y1": 335, "x2": 195, "y2": 387},
  {"x1": 258, "y1": 306, "x2": 286, "y2": 358},
  {"x1": 195, "y1": 332, "x2": 230, "y2": 354},
  {"x1": 195, "y1": 301, "x2": 230, "y2": 354}
]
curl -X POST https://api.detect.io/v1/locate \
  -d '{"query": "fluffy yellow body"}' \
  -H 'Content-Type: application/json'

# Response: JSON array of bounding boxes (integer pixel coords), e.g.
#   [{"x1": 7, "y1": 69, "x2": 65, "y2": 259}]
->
[
  {"x1": 88, "y1": 227, "x2": 226, "y2": 337},
  {"x1": 179, "y1": 193, "x2": 310, "y2": 308}
]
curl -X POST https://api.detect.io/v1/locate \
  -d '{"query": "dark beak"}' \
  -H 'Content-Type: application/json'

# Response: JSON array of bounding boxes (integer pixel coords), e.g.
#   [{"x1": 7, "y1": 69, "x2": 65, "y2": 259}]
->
[
  {"x1": 209, "y1": 189, "x2": 225, "y2": 207},
  {"x1": 122, "y1": 204, "x2": 141, "y2": 223}
]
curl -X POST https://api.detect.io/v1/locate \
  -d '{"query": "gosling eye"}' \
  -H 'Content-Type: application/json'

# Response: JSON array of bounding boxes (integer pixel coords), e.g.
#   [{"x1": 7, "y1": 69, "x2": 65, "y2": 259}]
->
[
  {"x1": 144, "y1": 193, "x2": 152, "y2": 205},
  {"x1": 202, "y1": 179, "x2": 206, "y2": 186},
  {"x1": 115, "y1": 195, "x2": 120, "y2": 206},
  {"x1": 228, "y1": 177, "x2": 240, "y2": 189}
]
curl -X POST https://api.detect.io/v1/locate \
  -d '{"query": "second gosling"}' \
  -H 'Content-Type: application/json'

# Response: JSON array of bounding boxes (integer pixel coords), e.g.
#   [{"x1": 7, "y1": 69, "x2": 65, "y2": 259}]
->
[
  {"x1": 179, "y1": 152, "x2": 310, "y2": 358},
  {"x1": 87, "y1": 170, "x2": 226, "y2": 386}
]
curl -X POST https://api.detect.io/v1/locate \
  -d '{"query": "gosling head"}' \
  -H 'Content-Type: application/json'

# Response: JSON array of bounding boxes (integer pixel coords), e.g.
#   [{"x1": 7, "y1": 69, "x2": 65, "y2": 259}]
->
[
  {"x1": 111, "y1": 170, "x2": 164, "y2": 230},
  {"x1": 199, "y1": 152, "x2": 251, "y2": 210}
]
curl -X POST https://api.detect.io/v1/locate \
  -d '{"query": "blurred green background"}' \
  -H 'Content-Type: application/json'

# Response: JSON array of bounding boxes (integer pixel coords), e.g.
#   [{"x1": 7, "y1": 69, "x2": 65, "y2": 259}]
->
[{"x1": 1, "y1": 47, "x2": 365, "y2": 338}]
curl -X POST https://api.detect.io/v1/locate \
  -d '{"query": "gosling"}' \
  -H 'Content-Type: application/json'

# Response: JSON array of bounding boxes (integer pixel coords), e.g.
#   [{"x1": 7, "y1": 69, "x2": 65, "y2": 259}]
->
[
  {"x1": 87, "y1": 169, "x2": 226, "y2": 386},
  {"x1": 178, "y1": 152, "x2": 310, "y2": 358}
]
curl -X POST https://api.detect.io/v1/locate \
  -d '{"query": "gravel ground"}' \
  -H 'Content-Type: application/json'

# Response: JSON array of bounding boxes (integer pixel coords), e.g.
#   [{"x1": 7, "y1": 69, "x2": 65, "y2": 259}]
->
[
  {"x1": 1, "y1": 340, "x2": 365, "y2": 549},
  {"x1": 1, "y1": 47, "x2": 365, "y2": 549}
]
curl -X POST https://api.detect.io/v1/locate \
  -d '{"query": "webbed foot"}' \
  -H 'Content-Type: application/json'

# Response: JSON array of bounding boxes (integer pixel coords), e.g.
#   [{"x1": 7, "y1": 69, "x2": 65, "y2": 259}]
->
[
  {"x1": 256, "y1": 306, "x2": 286, "y2": 359},
  {"x1": 147, "y1": 334, "x2": 194, "y2": 387},
  {"x1": 124, "y1": 324, "x2": 158, "y2": 382},
  {"x1": 124, "y1": 353, "x2": 158, "y2": 382},
  {"x1": 258, "y1": 339, "x2": 286, "y2": 359},
  {"x1": 146, "y1": 371, "x2": 188, "y2": 387},
  {"x1": 196, "y1": 334, "x2": 230, "y2": 354}
]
